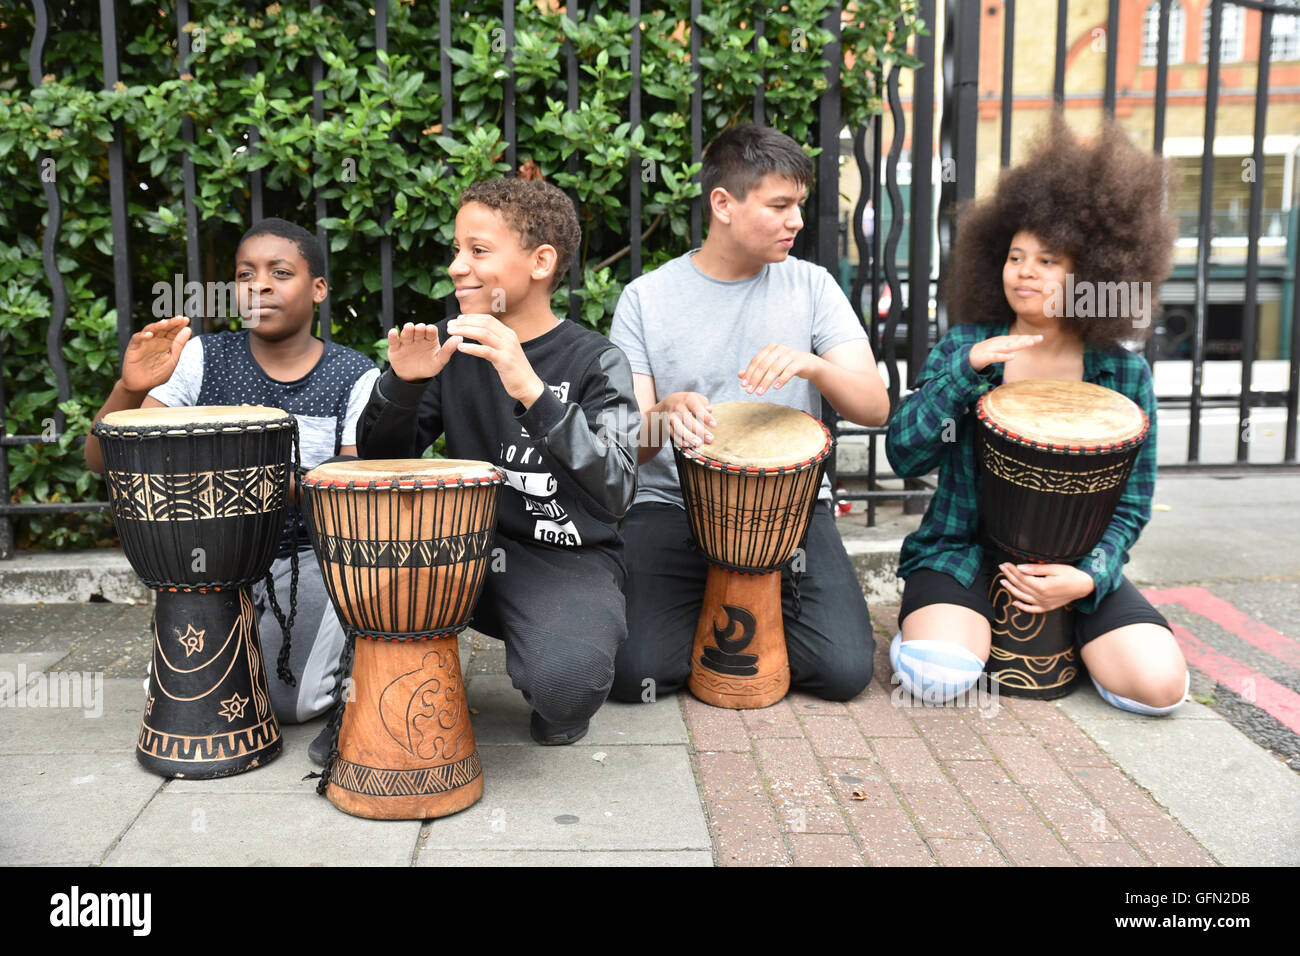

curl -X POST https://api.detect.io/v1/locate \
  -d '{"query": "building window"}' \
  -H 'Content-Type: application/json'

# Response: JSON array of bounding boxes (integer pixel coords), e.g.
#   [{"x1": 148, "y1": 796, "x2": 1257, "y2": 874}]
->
[
  {"x1": 1141, "y1": 1, "x2": 1186, "y2": 65},
  {"x1": 1271, "y1": 0, "x2": 1300, "y2": 62},
  {"x1": 1199, "y1": 2, "x2": 1245, "y2": 63}
]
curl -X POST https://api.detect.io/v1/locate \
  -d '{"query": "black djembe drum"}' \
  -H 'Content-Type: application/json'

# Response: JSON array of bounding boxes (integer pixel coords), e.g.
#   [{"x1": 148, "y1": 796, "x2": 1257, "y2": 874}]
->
[
  {"x1": 94, "y1": 405, "x2": 299, "y2": 777},
  {"x1": 975, "y1": 379, "x2": 1149, "y2": 699}
]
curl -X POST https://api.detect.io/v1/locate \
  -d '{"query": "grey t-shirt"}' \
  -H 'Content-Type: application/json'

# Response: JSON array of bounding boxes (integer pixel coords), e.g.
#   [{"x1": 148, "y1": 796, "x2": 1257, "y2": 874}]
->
[{"x1": 610, "y1": 251, "x2": 867, "y2": 508}]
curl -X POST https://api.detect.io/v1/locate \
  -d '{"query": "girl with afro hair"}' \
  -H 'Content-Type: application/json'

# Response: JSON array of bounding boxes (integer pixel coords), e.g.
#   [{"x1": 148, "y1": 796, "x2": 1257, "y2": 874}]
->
[{"x1": 885, "y1": 112, "x2": 1188, "y2": 716}]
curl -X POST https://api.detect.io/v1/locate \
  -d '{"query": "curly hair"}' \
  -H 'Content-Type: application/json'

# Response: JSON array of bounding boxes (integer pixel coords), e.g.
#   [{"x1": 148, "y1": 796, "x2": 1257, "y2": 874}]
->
[
  {"x1": 946, "y1": 112, "x2": 1177, "y2": 345},
  {"x1": 458, "y1": 178, "x2": 580, "y2": 292},
  {"x1": 239, "y1": 218, "x2": 326, "y2": 279}
]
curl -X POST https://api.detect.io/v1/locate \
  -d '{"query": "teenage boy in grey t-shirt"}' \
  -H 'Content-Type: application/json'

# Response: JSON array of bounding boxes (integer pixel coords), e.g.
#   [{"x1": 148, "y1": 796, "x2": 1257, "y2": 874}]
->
[{"x1": 608, "y1": 124, "x2": 891, "y2": 704}]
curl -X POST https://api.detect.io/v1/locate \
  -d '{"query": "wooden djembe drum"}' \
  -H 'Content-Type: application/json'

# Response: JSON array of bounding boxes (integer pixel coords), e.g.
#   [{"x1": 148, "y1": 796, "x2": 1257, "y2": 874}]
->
[
  {"x1": 93, "y1": 405, "x2": 298, "y2": 777},
  {"x1": 301, "y1": 459, "x2": 502, "y2": 820},
  {"x1": 674, "y1": 402, "x2": 833, "y2": 709},
  {"x1": 975, "y1": 379, "x2": 1150, "y2": 699}
]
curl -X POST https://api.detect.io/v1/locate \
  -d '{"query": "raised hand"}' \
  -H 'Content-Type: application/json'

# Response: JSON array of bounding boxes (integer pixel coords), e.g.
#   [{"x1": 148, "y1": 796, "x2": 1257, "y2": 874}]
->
[
  {"x1": 120, "y1": 316, "x2": 192, "y2": 394},
  {"x1": 969, "y1": 334, "x2": 1043, "y2": 372},
  {"x1": 447, "y1": 314, "x2": 545, "y2": 407},
  {"x1": 387, "y1": 322, "x2": 462, "y2": 382},
  {"x1": 739, "y1": 344, "x2": 817, "y2": 396}
]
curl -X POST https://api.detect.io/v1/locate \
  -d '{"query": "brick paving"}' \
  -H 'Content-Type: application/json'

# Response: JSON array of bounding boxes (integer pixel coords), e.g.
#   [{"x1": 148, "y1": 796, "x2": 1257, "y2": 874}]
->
[{"x1": 681, "y1": 607, "x2": 1219, "y2": 867}]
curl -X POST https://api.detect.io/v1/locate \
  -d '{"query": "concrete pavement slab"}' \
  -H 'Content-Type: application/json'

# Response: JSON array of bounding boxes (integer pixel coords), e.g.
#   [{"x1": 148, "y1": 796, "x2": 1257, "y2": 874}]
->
[
  {"x1": 104, "y1": 791, "x2": 423, "y2": 866},
  {"x1": 164, "y1": 721, "x2": 324, "y2": 794},
  {"x1": 0, "y1": 678, "x2": 145, "y2": 754},
  {"x1": 413, "y1": 849, "x2": 713, "y2": 866},
  {"x1": 0, "y1": 753, "x2": 162, "y2": 866},
  {"x1": 417, "y1": 743, "x2": 711, "y2": 853},
  {"x1": 463, "y1": 673, "x2": 689, "y2": 746},
  {"x1": 1060, "y1": 683, "x2": 1300, "y2": 866},
  {"x1": 0, "y1": 550, "x2": 149, "y2": 604},
  {"x1": 0, "y1": 651, "x2": 69, "y2": 703}
]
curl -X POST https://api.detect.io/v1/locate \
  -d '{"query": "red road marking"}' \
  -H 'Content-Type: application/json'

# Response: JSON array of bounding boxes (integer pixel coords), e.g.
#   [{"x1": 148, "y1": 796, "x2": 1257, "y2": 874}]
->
[
  {"x1": 1167, "y1": 623, "x2": 1300, "y2": 735},
  {"x1": 1144, "y1": 586, "x2": 1300, "y2": 669}
]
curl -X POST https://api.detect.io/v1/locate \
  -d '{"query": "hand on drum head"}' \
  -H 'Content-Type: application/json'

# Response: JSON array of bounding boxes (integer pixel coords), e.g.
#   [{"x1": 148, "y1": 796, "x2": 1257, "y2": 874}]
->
[
  {"x1": 120, "y1": 316, "x2": 192, "y2": 394},
  {"x1": 969, "y1": 334, "x2": 1043, "y2": 372},
  {"x1": 657, "y1": 391, "x2": 715, "y2": 448},
  {"x1": 739, "y1": 344, "x2": 816, "y2": 396},
  {"x1": 998, "y1": 561, "x2": 1096, "y2": 614},
  {"x1": 388, "y1": 322, "x2": 462, "y2": 383}
]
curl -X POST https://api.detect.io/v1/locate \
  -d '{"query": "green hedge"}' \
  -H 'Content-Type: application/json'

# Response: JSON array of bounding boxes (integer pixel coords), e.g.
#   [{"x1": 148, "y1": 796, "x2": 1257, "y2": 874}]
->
[{"x1": 0, "y1": 0, "x2": 922, "y2": 549}]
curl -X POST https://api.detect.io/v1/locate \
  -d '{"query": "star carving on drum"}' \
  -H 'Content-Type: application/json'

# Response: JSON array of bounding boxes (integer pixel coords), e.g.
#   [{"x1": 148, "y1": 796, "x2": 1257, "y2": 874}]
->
[
  {"x1": 176, "y1": 624, "x2": 206, "y2": 657},
  {"x1": 218, "y1": 692, "x2": 249, "y2": 722}
]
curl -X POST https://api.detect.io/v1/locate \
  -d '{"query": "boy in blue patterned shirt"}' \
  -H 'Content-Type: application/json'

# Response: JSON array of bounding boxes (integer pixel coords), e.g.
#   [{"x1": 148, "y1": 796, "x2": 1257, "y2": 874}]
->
[{"x1": 86, "y1": 219, "x2": 379, "y2": 758}]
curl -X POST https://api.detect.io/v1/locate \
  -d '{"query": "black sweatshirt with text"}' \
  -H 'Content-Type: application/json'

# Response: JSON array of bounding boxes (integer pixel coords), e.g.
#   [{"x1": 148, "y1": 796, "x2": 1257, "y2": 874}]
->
[{"x1": 357, "y1": 318, "x2": 639, "y2": 554}]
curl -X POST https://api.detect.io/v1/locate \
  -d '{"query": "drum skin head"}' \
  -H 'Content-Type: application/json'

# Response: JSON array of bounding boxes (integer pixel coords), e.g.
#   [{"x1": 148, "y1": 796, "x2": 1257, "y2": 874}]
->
[
  {"x1": 980, "y1": 380, "x2": 1147, "y2": 449},
  {"x1": 691, "y1": 401, "x2": 830, "y2": 467},
  {"x1": 304, "y1": 458, "x2": 501, "y2": 486},
  {"x1": 101, "y1": 405, "x2": 290, "y2": 428}
]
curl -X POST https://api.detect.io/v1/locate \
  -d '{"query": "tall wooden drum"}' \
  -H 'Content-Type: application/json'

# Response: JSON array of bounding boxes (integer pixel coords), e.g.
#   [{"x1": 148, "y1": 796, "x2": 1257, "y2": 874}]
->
[
  {"x1": 94, "y1": 405, "x2": 297, "y2": 777},
  {"x1": 975, "y1": 379, "x2": 1149, "y2": 699},
  {"x1": 674, "y1": 402, "x2": 832, "y2": 709},
  {"x1": 302, "y1": 459, "x2": 502, "y2": 820}
]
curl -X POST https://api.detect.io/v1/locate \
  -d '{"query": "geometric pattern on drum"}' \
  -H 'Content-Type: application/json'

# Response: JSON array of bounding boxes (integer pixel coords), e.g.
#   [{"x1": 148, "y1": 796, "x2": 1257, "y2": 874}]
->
[
  {"x1": 105, "y1": 464, "x2": 287, "y2": 520},
  {"x1": 328, "y1": 751, "x2": 483, "y2": 798},
  {"x1": 378, "y1": 647, "x2": 472, "y2": 760},
  {"x1": 980, "y1": 443, "x2": 1133, "y2": 496},
  {"x1": 137, "y1": 715, "x2": 279, "y2": 762},
  {"x1": 315, "y1": 529, "x2": 493, "y2": 568}
]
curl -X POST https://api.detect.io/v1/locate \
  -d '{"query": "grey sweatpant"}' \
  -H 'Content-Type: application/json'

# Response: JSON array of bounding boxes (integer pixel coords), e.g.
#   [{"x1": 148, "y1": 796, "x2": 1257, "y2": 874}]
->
[{"x1": 253, "y1": 549, "x2": 347, "y2": 724}]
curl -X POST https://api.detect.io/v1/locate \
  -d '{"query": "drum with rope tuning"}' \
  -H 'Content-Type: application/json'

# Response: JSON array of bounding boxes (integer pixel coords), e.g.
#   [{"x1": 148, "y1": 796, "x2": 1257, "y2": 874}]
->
[
  {"x1": 674, "y1": 401, "x2": 832, "y2": 709},
  {"x1": 94, "y1": 405, "x2": 298, "y2": 777},
  {"x1": 975, "y1": 379, "x2": 1149, "y2": 699},
  {"x1": 302, "y1": 458, "x2": 502, "y2": 820}
]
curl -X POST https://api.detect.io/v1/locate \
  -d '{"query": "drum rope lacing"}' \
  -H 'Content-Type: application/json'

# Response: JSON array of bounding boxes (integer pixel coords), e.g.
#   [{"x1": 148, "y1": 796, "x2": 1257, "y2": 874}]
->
[
  {"x1": 262, "y1": 419, "x2": 303, "y2": 687},
  {"x1": 301, "y1": 468, "x2": 503, "y2": 798}
]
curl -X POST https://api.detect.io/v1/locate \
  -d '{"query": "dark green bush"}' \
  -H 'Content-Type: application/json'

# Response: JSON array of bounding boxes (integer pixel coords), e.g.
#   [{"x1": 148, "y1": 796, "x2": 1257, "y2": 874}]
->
[{"x1": 0, "y1": 0, "x2": 922, "y2": 549}]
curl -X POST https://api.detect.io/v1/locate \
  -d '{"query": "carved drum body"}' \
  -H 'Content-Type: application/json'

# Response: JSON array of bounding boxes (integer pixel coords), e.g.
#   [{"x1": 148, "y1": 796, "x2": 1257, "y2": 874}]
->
[
  {"x1": 674, "y1": 402, "x2": 832, "y2": 709},
  {"x1": 302, "y1": 459, "x2": 502, "y2": 820},
  {"x1": 975, "y1": 380, "x2": 1149, "y2": 699},
  {"x1": 94, "y1": 405, "x2": 295, "y2": 777}
]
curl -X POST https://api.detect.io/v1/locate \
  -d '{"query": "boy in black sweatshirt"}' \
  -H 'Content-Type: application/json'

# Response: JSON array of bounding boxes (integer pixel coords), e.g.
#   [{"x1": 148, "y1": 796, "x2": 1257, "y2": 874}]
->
[{"x1": 357, "y1": 178, "x2": 639, "y2": 744}]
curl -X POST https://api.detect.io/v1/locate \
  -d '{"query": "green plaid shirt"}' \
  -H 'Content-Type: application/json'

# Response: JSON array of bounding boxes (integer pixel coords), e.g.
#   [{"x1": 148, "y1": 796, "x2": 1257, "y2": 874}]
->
[{"x1": 885, "y1": 321, "x2": 1157, "y2": 614}]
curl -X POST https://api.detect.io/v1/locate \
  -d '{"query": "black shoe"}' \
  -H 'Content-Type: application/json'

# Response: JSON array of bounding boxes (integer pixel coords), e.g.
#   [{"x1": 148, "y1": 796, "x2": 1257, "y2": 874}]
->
[
  {"x1": 529, "y1": 710, "x2": 589, "y2": 746},
  {"x1": 308, "y1": 724, "x2": 334, "y2": 767}
]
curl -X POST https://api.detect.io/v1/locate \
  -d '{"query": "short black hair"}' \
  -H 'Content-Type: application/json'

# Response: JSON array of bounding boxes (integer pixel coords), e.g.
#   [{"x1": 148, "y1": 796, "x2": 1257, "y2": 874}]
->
[
  {"x1": 238, "y1": 218, "x2": 326, "y2": 279},
  {"x1": 700, "y1": 124, "x2": 814, "y2": 216},
  {"x1": 458, "y1": 178, "x2": 581, "y2": 292}
]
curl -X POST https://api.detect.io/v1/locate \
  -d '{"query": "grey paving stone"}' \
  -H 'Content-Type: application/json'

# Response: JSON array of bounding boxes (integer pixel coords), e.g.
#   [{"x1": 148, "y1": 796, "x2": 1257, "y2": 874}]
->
[
  {"x1": 104, "y1": 791, "x2": 422, "y2": 866},
  {"x1": 419, "y1": 744, "x2": 711, "y2": 852},
  {"x1": 0, "y1": 678, "x2": 143, "y2": 755},
  {"x1": 1063, "y1": 692, "x2": 1300, "y2": 867},
  {"x1": 414, "y1": 849, "x2": 713, "y2": 867},
  {"x1": 0, "y1": 651, "x2": 71, "y2": 702},
  {"x1": 0, "y1": 753, "x2": 162, "y2": 865},
  {"x1": 464, "y1": 673, "x2": 688, "y2": 746},
  {"x1": 164, "y1": 721, "x2": 326, "y2": 794},
  {"x1": 1058, "y1": 682, "x2": 1216, "y2": 722}
]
